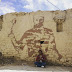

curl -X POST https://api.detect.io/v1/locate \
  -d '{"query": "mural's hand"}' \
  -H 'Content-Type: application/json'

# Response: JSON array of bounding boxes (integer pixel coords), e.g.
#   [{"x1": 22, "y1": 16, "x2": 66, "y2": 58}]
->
[
  {"x1": 12, "y1": 18, "x2": 16, "y2": 24},
  {"x1": 9, "y1": 34, "x2": 14, "y2": 39},
  {"x1": 8, "y1": 33, "x2": 14, "y2": 39},
  {"x1": 58, "y1": 54, "x2": 62, "y2": 60},
  {"x1": 20, "y1": 45, "x2": 24, "y2": 50}
]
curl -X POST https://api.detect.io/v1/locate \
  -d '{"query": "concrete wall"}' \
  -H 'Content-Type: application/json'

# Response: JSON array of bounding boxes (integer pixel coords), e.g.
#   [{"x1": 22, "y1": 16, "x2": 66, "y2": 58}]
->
[{"x1": 0, "y1": 9, "x2": 72, "y2": 66}]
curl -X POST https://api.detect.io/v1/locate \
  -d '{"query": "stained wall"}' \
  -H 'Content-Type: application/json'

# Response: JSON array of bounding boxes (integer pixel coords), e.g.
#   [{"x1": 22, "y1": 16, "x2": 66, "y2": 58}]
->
[{"x1": 0, "y1": 9, "x2": 72, "y2": 66}]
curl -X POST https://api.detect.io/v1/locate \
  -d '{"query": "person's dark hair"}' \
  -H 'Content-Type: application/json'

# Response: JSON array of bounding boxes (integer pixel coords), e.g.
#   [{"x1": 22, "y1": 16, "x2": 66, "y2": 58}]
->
[{"x1": 38, "y1": 50, "x2": 42, "y2": 53}]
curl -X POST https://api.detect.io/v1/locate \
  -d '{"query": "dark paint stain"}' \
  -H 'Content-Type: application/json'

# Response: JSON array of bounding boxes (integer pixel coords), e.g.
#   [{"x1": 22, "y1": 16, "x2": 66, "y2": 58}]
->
[
  {"x1": 0, "y1": 15, "x2": 3, "y2": 31},
  {"x1": 40, "y1": 41, "x2": 44, "y2": 44}
]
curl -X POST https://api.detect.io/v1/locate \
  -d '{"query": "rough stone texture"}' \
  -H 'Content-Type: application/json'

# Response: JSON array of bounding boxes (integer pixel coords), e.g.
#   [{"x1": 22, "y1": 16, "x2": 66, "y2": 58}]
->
[{"x1": 0, "y1": 9, "x2": 72, "y2": 66}]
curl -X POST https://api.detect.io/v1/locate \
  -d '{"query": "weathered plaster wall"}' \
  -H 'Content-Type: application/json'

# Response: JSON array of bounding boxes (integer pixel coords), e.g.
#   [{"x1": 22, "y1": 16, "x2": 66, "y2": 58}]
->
[{"x1": 0, "y1": 9, "x2": 72, "y2": 66}]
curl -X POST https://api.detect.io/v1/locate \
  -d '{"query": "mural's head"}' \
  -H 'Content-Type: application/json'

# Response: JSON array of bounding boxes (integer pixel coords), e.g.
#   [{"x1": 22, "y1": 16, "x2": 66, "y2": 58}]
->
[
  {"x1": 39, "y1": 16, "x2": 44, "y2": 23},
  {"x1": 33, "y1": 15, "x2": 44, "y2": 24}
]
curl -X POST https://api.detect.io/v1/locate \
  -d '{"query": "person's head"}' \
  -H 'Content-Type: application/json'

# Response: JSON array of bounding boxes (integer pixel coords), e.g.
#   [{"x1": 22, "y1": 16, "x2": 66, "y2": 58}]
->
[{"x1": 38, "y1": 50, "x2": 43, "y2": 55}]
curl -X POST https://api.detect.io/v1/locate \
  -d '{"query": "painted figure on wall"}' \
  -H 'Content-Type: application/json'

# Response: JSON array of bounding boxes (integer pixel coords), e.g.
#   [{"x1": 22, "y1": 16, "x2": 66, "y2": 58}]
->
[{"x1": 8, "y1": 15, "x2": 62, "y2": 61}]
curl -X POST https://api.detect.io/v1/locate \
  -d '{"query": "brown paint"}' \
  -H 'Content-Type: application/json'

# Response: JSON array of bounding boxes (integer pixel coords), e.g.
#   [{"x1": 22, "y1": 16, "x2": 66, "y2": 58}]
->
[
  {"x1": 20, "y1": 29, "x2": 41, "y2": 42},
  {"x1": 34, "y1": 45, "x2": 41, "y2": 48},
  {"x1": 34, "y1": 23, "x2": 43, "y2": 28},
  {"x1": 34, "y1": 40, "x2": 40, "y2": 43},
  {"x1": 45, "y1": 47, "x2": 48, "y2": 52},
  {"x1": 26, "y1": 39, "x2": 33, "y2": 43},
  {"x1": 44, "y1": 41, "x2": 49, "y2": 44},
  {"x1": 27, "y1": 28, "x2": 42, "y2": 34},
  {"x1": 14, "y1": 20, "x2": 16, "y2": 23},
  {"x1": 53, "y1": 45, "x2": 62, "y2": 60},
  {"x1": 28, "y1": 48, "x2": 35, "y2": 57},
  {"x1": 11, "y1": 40, "x2": 19, "y2": 52},
  {"x1": 20, "y1": 32, "x2": 33, "y2": 41},
  {"x1": 44, "y1": 28, "x2": 52, "y2": 32},
  {"x1": 51, "y1": 39, "x2": 55, "y2": 44},
  {"x1": 8, "y1": 18, "x2": 16, "y2": 37},
  {"x1": 20, "y1": 46, "x2": 25, "y2": 50},
  {"x1": 12, "y1": 18, "x2": 16, "y2": 24},
  {"x1": 16, "y1": 40, "x2": 23, "y2": 45}
]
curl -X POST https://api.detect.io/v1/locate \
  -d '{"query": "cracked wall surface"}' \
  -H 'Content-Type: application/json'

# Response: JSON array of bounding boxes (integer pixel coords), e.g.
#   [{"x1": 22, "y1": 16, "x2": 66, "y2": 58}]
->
[{"x1": 0, "y1": 9, "x2": 72, "y2": 66}]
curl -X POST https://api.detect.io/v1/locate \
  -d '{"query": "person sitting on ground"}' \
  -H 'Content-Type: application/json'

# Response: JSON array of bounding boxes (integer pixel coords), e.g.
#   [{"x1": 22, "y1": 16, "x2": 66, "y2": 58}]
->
[{"x1": 34, "y1": 50, "x2": 47, "y2": 67}]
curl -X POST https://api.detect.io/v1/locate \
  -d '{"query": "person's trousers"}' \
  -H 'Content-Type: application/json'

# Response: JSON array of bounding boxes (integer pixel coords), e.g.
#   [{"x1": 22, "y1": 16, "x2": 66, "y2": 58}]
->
[{"x1": 34, "y1": 62, "x2": 46, "y2": 67}]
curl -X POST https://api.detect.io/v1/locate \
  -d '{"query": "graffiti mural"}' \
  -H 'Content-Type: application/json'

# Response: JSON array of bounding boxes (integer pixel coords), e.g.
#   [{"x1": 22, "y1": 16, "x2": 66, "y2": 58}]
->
[{"x1": 8, "y1": 16, "x2": 62, "y2": 60}]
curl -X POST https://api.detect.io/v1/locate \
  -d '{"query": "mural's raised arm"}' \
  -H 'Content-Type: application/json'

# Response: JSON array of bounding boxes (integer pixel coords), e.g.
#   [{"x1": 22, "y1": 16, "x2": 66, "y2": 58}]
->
[{"x1": 8, "y1": 18, "x2": 26, "y2": 51}]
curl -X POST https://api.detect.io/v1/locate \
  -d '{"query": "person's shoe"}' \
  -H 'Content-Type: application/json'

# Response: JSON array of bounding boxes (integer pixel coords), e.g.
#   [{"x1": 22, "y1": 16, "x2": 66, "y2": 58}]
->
[
  {"x1": 36, "y1": 65, "x2": 37, "y2": 67},
  {"x1": 41, "y1": 65, "x2": 45, "y2": 68}
]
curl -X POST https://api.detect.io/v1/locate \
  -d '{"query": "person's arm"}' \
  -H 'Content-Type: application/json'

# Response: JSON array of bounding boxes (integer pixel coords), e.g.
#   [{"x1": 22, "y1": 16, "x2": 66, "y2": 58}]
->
[
  {"x1": 41, "y1": 55, "x2": 47, "y2": 62},
  {"x1": 36, "y1": 55, "x2": 40, "y2": 62}
]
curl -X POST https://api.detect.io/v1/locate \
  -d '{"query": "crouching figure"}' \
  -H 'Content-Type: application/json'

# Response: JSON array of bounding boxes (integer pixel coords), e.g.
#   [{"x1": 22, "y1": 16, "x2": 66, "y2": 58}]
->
[{"x1": 34, "y1": 50, "x2": 47, "y2": 68}]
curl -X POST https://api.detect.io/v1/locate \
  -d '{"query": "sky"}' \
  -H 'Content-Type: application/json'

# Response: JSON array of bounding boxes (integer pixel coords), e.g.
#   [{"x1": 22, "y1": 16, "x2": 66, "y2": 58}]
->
[{"x1": 0, "y1": 0, "x2": 72, "y2": 16}]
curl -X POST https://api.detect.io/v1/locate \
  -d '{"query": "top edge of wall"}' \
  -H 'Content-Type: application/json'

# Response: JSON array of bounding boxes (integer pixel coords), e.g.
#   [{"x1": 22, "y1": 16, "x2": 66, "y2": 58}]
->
[{"x1": 0, "y1": 8, "x2": 72, "y2": 16}]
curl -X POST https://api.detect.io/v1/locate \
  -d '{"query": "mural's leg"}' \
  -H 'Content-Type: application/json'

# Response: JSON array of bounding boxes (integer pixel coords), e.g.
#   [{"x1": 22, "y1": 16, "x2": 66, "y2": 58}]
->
[{"x1": 48, "y1": 31, "x2": 62, "y2": 61}]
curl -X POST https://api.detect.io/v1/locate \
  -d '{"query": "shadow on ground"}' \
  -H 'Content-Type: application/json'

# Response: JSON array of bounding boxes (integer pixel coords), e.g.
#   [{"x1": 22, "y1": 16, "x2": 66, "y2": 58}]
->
[{"x1": 0, "y1": 54, "x2": 72, "y2": 71}]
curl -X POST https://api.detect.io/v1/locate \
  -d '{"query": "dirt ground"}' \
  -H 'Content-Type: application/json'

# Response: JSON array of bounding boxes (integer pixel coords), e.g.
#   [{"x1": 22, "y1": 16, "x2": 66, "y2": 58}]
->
[
  {"x1": 0, "y1": 58, "x2": 72, "y2": 72},
  {"x1": 0, "y1": 64, "x2": 72, "y2": 72}
]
